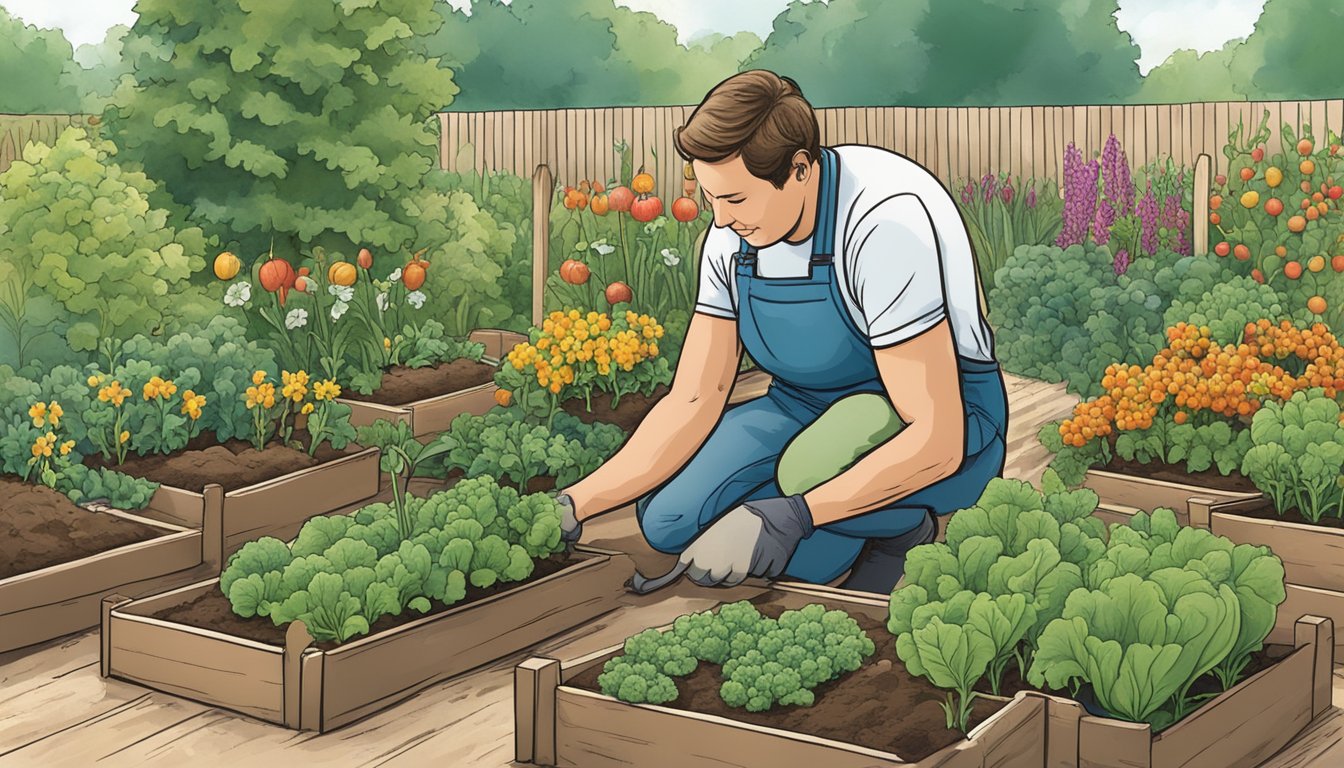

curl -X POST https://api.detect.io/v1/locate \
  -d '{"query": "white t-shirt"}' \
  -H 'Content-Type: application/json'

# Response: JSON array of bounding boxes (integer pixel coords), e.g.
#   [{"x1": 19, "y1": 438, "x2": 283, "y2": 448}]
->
[{"x1": 695, "y1": 144, "x2": 995, "y2": 363}]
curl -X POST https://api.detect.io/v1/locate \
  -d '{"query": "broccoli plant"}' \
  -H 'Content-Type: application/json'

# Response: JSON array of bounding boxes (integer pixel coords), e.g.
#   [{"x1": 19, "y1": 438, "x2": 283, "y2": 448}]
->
[
  {"x1": 1241, "y1": 388, "x2": 1344, "y2": 522},
  {"x1": 597, "y1": 601, "x2": 875, "y2": 713}
]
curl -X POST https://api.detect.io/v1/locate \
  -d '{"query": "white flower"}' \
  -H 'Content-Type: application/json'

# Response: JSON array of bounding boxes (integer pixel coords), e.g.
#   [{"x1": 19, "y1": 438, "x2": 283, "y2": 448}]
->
[
  {"x1": 590, "y1": 239, "x2": 615, "y2": 257},
  {"x1": 643, "y1": 219, "x2": 663, "y2": 235},
  {"x1": 331, "y1": 301, "x2": 349, "y2": 321},
  {"x1": 388, "y1": 267, "x2": 403, "y2": 283},
  {"x1": 284, "y1": 308, "x2": 308, "y2": 329},
  {"x1": 224, "y1": 281, "x2": 252, "y2": 307},
  {"x1": 376, "y1": 291, "x2": 390, "y2": 311},
  {"x1": 661, "y1": 248, "x2": 681, "y2": 267},
  {"x1": 327, "y1": 284, "x2": 354, "y2": 303},
  {"x1": 406, "y1": 290, "x2": 427, "y2": 309}
]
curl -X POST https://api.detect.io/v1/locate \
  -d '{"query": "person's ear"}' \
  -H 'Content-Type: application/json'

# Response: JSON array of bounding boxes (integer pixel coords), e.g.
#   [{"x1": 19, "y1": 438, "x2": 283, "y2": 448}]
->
[{"x1": 795, "y1": 165, "x2": 806, "y2": 181}]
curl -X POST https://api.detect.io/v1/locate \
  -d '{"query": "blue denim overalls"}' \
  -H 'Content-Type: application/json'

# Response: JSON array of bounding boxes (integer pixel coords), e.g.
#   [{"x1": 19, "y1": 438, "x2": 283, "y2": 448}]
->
[{"x1": 635, "y1": 147, "x2": 1009, "y2": 583}]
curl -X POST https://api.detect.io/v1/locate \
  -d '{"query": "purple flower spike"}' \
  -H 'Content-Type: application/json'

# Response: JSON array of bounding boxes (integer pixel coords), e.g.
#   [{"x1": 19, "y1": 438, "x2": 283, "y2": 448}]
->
[
  {"x1": 961, "y1": 182, "x2": 974, "y2": 205},
  {"x1": 1113, "y1": 248, "x2": 1130, "y2": 275},
  {"x1": 1001, "y1": 179, "x2": 1015, "y2": 206},
  {"x1": 1026, "y1": 186, "x2": 1037, "y2": 209}
]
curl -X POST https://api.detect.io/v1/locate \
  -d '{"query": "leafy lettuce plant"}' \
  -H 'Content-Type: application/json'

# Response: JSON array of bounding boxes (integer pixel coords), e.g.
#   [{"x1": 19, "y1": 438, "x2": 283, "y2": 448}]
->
[
  {"x1": 1028, "y1": 569, "x2": 1240, "y2": 729},
  {"x1": 1241, "y1": 388, "x2": 1344, "y2": 522},
  {"x1": 430, "y1": 408, "x2": 626, "y2": 490},
  {"x1": 895, "y1": 591, "x2": 1033, "y2": 732},
  {"x1": 218, "y1": 476, "x2": 564, "y2": 643},
  {"x1": 1088, "y1": 508, "x2": 1286, "y2": 690}
]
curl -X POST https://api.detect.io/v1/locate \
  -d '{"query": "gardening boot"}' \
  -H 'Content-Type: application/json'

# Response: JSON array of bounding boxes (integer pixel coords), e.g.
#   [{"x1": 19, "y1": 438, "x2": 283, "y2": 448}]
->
[{"x1": 837, "y1": 511, "x2": 938, "y2": 595}]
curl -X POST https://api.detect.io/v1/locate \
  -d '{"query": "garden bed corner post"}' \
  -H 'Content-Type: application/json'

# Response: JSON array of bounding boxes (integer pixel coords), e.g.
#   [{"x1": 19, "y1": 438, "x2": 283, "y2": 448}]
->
[
  {"x1": 202, "y1": 483, "x2": 225, "y2": 572},
  {"x1": 1193, "y1": 153, "x2": 1211, "y2": 257},
  {"x1": 283, "y1": 620, "x2": 315, "y2": 730},
  {"x1": 1296, "y1": 615, "x2": 1335, "y2": 719},
  {"x1": 100, "y1": 593, "x2": 131, "y2": 678},
  {"x1": 533, "y1": 163, "x2": 553, "y2": 326},
  {"x1": 515, "y1": 656, "x2": 559, "y2": 766}
]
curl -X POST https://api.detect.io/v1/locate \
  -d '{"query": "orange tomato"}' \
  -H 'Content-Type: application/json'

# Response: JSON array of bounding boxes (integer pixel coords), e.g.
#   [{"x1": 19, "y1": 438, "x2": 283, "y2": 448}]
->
[
  {"x1": 1309, "y1": 296, "x2": 1328, "y2": 315},
  {"x1": 1234, "y1": 244, "x2": 1251, "y2": 260},
  {"x1": 1240, "y1": 167, "x2": 1255, "y2": 182},
  {"x1": 1264, "y1": 198, "x2": 1284, "y2": 217},
  {"x1": 1209, "y1": 194, "x2": 1223, "y2": 210},
  {"x1": 1309, "y1": 255, "x2": 1327, "y2": 272},
  {"x1": 1301, "y1": 159, "x2": 1317, "y2": 175},
  {"x1": 1214, "y1": 241, "x2": 1231, "y2": 257},
  {"x1": 1307, "y1": 206, "x2": 1320, "y2": 221},
  {"x1": 1299, "y1": 138, "x2": 1314, "y2": 156},
  {"x1": 1288, "y1": 215, "x2": 1308, "y2": 233},
  {"x1": 1285, "y1": 261, "x2": 1304, "y2": 279},
  {"x1": 1276, "y1": 245, "x2": 1288, "y2": 257},
  {"x1": 1209, "y1": 212, "x2": 1222, "y2": 225},
  {"x1": 1332, "y1": 255, "x2": 1344, "y2": 272}
]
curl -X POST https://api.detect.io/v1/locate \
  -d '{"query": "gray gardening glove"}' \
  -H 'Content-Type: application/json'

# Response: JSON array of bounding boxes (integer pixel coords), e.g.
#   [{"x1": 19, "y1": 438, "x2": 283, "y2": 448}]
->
[
  {"x1": 556, "y1": 492, "x2": 582, "y2": 548},
  {"x1": 679, "y1": 495, "x2": 815, "y2": 587}
]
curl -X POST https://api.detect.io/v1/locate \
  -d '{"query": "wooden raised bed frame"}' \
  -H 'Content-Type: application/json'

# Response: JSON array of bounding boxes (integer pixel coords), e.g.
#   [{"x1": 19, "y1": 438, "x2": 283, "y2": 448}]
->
[
  {"x1": 1083, "y1": 468, "x2": 1262, "y2": 527},
  {"x1": 100, "y1": 545, "x2": 631, "y2": 733},
  {"x1": 1, "y1": 499, "x2": 222, "y2": 654},
  {"x1": 129, "y1": 447, "x2": 381, "y2": 560},
  {"x1": 514, "y1": 582, "x2": 1046, "y2": 768},
  {"x1": 1032, "y1": 615, "x2": 1333, "y2": 768}
]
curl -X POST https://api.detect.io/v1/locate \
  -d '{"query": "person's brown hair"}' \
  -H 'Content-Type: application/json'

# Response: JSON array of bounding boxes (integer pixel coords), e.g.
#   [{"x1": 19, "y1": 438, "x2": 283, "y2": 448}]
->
[{"x1": 673, "y1": 70, "x2": 821, "y2": 190}]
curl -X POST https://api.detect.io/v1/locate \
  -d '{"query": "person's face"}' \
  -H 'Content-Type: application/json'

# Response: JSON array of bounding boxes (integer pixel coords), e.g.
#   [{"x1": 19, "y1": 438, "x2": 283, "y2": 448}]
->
[{"x1": 694, "y1": 151, "x2": 813, "y2": 248}]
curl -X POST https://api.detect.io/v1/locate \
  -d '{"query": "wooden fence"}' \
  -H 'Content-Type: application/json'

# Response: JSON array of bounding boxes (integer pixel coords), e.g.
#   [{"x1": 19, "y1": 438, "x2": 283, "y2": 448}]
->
[
  {"x1": 0, "y1": 115, "x2": 88, "y2": 172},
  {"x1": 440, "y1": 100, "x2": 1344, "y2": 203}
]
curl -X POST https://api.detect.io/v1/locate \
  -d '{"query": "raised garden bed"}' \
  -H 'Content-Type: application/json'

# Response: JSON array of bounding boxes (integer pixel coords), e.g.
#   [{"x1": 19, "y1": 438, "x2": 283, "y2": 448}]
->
[
  {"x1": 1084, "y1": 459, "x2": 1262, "y2": 527},
  {"x1": 88, "y1": 431, "x2": 380, "y2": 559},
  {"x1": 1, "y1": 478, "x2": 221, "y2": 654},
  {"x1": 335, "y1": 329, "x2": 527, "y2": 437},
  {"x1": 100, "y1": 545, "x2": 630, "y2": 732},
  {"x1": 1030, "y1": 615, "x2": 1333, "y2": 768},
  {"x1": 514, "y1": 583, "x2": 1046, "y2": 768}
]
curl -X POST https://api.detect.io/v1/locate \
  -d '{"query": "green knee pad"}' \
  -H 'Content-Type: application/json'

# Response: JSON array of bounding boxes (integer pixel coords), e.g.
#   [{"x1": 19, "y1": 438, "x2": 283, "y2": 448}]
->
[{"x1": 776, "y1": 393, "x2": 906, "y2": 496}]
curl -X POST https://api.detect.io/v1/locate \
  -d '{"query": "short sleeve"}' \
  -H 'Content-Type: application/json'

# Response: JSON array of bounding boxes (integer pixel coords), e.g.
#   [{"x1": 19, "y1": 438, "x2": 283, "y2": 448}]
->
[
  {"x1": 846, "y1": 194, "x2": 948, "y2": 348},
  {"x1": 694, "y1": 226, "x2": 737, "y2": 319}
]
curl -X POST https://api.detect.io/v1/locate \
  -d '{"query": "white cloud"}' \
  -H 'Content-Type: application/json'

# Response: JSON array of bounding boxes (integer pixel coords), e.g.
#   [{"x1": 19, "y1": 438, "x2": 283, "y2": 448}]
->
[
  {"x1": 1116, "y1": 0, "x2": 1265, "y2": 74},
  {"x1": 615, "y1": 0, "x2": 796, "y2": 45},
  {"x1": 1, "y1": 0, "x2": 137, "y2": 48}
]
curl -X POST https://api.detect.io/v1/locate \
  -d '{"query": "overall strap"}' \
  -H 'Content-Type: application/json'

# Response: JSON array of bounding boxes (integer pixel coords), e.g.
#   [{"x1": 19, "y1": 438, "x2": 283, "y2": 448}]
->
[{"x1": 735, "y1": 147, "x2": 841, "y2": 267}]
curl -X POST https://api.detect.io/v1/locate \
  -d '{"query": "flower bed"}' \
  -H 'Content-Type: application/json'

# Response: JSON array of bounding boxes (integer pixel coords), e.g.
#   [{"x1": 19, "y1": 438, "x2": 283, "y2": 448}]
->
[
  {"x1": 1, "y1": 478, "x2": 219, "y2": 653},
  {"x1": 100, "y1": 473, "x2": 631, "y2": 731},
  {"x1": 515, "y1": 584, "x2": 1045, "y2": 768}
]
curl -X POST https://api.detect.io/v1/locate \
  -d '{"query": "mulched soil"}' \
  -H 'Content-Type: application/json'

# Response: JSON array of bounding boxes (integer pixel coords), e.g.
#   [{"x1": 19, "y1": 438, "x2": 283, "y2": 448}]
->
[
  {"x1": 0, "y1": 476, "x2": 168, "y2": 580},
  {"x1": 567, "y1": 594, "x2": 1005, "y2": 761},
  {"x1": 341, "y1": 359, "x2": 498, "y2": 406},
  {"x1": 84, "y1": 428, "x2": 354, "y2": 492}
]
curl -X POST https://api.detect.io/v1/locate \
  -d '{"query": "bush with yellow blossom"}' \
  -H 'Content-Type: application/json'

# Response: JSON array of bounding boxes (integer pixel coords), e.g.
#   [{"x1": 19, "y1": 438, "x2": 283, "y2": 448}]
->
[
  {"x1": 496, "y1": 309, "x2": 671, "y2": 421},
  {"x1": 21, "y1": 399, "x2": 77, "y2": 488}
]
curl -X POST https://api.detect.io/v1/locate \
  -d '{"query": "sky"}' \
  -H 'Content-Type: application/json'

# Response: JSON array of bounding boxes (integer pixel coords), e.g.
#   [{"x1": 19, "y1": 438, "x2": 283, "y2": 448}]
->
[{"x1": 2, "y1": 0, "x2": 1267, "y2": 75}]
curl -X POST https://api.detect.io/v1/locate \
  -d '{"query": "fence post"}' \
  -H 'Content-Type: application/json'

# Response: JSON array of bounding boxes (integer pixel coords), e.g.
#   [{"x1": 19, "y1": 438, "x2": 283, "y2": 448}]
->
[
  {"x1": 532, "y1": 163, "x2": 553, "y2": 326},
  {"x1": 1193, "y1": 153, "x2": 1211, "y2": 257}
]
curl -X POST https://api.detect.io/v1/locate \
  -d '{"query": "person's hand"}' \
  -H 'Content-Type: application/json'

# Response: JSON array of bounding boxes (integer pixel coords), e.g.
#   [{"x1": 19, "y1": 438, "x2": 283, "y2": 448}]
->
[
  {"x1": 556, "y1": 492, "x2": 582, "y2": 547},
  {"x1": 678, "y1": 495, "x2": 814, "y2": 587}
]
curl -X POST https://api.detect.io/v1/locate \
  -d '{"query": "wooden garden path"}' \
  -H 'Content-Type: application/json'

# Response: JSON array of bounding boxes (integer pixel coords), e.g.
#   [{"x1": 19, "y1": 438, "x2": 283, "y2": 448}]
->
[{"x1": 2, "y1": 373, "x2": 1340, "y2": 767}]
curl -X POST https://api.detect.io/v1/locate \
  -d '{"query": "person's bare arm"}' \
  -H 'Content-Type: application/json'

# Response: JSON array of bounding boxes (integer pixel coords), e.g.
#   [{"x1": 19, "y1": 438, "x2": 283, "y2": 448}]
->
[
  {"x1": 562, "y1": 311, "x2": 741, "y2": 521},
  {"x1": 802, "y1": 318, "x2": 967, "y2": 526}
]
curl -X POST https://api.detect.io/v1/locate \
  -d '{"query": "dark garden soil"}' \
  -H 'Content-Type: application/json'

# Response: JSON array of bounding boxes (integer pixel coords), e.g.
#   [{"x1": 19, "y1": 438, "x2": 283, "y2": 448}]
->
[
  {"x1": 568, "y1": 593, "x2": 1005, "y2": 761},
  {"x1": 84, "y1": 428, "x2": 354, "y2": 493},
  {"x1": 0, "y1": 477, "x2": 168, "y2": 580},
  {"x1": 149, "y1": 553, "x2": 579, "y2": 651},
  {"x1": 1099, "y1": 456, "x2": 1260, "y2": 494},
  {"x1": 561, "y1": 384, "x2": 669, "y2": 432},
  {"x1": 1223, "y1": 497, "x2": 1344, "y2": 530},
  {"x1": 341, "y1": 359, "x2": 498, "y2": 406}
]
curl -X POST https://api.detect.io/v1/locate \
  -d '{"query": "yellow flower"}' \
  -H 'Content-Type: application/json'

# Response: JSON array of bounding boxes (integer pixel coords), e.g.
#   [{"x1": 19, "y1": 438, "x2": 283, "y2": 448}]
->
[
  {"x1": 180, "y1": 389, "x2": 207, "y2": 420},
  {"x1": 28, "y1": 402, "x2": 46, "y2": 427},
  {"x1": 384, "y1": 336, "x2": 392, "y2": 350},
  {"x1": 31, "y1": 439, "x2": 50, "y2": 458},
  {"x1": 252, "y1": 369, "x2": 267, "y2": 386},
  {"x1": 47, "y1": 401, "x2": 63, "y2": 427},
  {"x1": 87, "y1": 374, "x2": 104, "y2": 387},
  {"x1": 99, "y1": 381, "x2": 129, "y2": 407},
  {"x1": 59, "y1": 440, "x2": 75, "y2": 456},
  {"x1": 315, "y1": 379, "x2": 341, "y2": 400},
  {"x1": 245, "y1": 383, "x2": 277, "y2": 409},
  {"x1": 119, "y1": 430, "x2": 130, "y2": 444},
  {"x1": 301, "y1": 402, "x2": 315, "y2": 415}
]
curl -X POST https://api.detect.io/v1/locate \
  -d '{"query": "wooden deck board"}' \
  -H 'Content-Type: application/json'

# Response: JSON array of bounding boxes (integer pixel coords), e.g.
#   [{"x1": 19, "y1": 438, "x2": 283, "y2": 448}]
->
[{"x1": 17, "y1": 374, "x2": 1339, "y2": 768}]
